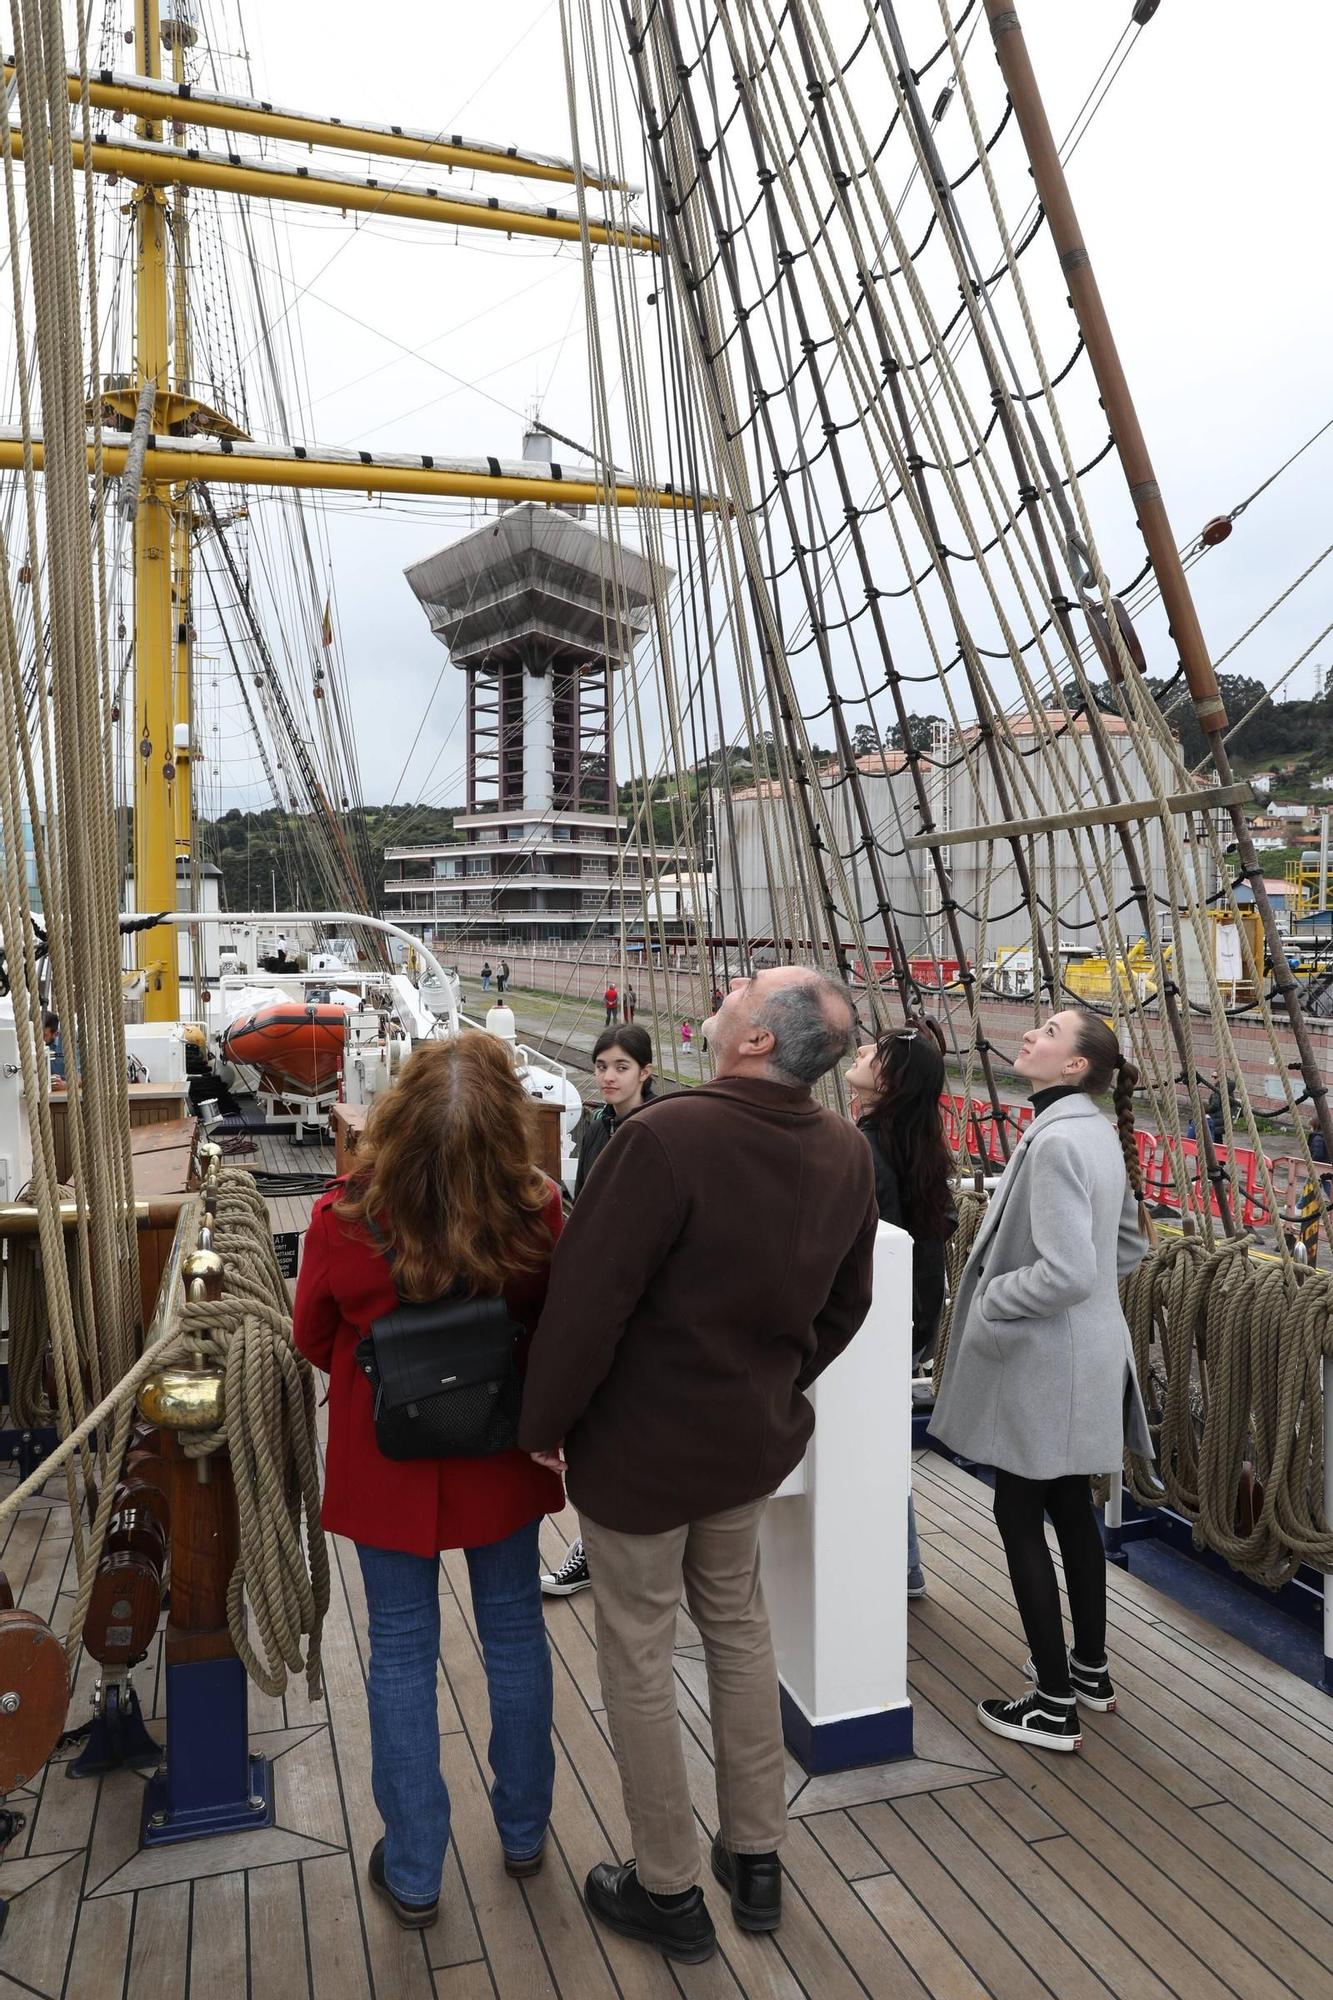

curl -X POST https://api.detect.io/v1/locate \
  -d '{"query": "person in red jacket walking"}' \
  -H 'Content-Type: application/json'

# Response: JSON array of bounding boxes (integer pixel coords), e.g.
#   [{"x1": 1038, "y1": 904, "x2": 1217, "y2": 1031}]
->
[
  {"x1": 294, "y1": 1034, "x2": 563, "y2": 1930},
  {"x1": 604, "y1": 980, "x2": 619, "y2": 1025}
]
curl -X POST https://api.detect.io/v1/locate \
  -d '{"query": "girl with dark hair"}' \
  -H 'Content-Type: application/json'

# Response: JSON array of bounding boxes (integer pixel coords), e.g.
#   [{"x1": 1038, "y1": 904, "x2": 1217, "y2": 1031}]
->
[
  {"x1": 846, "y1": 1023, "x2": 955, "y2": 1597},
  {"x1": 930, "y1": 1008, "x2": 1153, "y2": 1754},
  {"x1": 542, "y1": 1023, "x2": 655, "y2": 1599},
  {"x1": 294, "y1": 1035, "x2": 564, "y2": 1925},
  {"x1": 573, "y1": 1024, "x2": 655, "y2": 1201}
]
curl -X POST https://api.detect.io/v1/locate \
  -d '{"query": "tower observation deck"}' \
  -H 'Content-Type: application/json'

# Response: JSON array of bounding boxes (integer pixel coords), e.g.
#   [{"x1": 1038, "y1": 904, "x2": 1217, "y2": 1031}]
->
[{"x1": 395, "y1": 441, "x2": 674, "y2": 944}]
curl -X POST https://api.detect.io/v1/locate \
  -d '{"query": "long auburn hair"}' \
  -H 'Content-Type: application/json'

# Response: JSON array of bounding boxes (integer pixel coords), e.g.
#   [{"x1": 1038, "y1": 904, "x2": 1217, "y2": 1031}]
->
[
  {"x1": 861, "y1": 1024, "x2": 953, "y2": 1239},
  {"x1": 1068, "y1": 1009, "x2": 1154, "y2": 1241},
  {"x1": 335, "y1": 1033, "x2": 553, "y2": 1300}
]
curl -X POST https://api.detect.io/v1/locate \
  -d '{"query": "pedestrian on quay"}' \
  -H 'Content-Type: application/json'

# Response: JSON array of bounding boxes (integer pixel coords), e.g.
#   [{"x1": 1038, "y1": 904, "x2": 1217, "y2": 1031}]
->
[
  {"x1": 481, "y1": 960, "x2": 493, "y2": 992},
  {"x1": 540, "y1": 1023, "x2": 656, "y2": 1602},
  {"x1": 710, "y1": 986, "x2": 724, "y2": 1015},
  {"x1": 520, "y1": 968, "x2": 877, "y2": 1962},
  {"x1": 623, "y1": 982, "x2": 637, "y2": 1023},
  {"x1": 497, "y1": 957, "x2": 511, "y2": 994},
  {"x1": 293, "y1": 1035, "x2": 564, "y2": 1928},
  {"x1": 680, "y1": 1016, "x2": 693, "y2": 1054},
  {"x1": 845, "y1": 1020, "x2": 956, "y2": 1598},
  {"x1": 930, "y1": 1007, "x2": 1153, "y2": 1753},
  {"x1": 604, "y1": 979, "x2": 619, "y2": 1026}
]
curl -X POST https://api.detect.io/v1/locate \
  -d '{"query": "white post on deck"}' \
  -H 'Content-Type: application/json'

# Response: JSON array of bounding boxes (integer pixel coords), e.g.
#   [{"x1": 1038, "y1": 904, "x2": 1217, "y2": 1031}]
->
[
  {"x1": 1106, "y1": 1471, "x2": 1123, "y2": 1530},
  {"x1": 760, "y1": 1220, "x2": 914, "y2": 1772}
]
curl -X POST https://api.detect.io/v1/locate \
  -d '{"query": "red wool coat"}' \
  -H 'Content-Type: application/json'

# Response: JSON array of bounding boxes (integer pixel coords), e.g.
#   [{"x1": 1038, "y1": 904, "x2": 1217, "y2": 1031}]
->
[{"x1": 293, "y1": 1183, "x2": 565, "y2": 1556}]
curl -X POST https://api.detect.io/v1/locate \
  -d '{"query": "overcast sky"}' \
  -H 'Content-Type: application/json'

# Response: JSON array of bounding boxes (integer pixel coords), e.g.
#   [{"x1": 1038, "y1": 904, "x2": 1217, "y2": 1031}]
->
[{"x1": 191, "y1": 0, "x2": 1332, "y2": 808}]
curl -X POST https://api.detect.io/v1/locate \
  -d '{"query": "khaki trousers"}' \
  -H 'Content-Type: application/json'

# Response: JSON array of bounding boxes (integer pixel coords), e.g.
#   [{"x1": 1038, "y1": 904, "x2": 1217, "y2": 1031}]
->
[{"x1": 579, "y1": 1499, "x2": 787, "y2": 1894}]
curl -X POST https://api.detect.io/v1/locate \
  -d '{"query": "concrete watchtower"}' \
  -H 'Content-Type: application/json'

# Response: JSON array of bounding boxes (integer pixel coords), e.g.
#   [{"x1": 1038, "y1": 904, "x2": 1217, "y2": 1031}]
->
[{"x1": 400, "y1": 438, "x2": 673, "y2": 941}]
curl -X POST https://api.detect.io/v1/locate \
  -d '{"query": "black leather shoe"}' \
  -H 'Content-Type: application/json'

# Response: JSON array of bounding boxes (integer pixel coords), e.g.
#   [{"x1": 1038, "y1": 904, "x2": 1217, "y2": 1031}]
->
[
  {"x1": 711, "y1": 1836, "x2": 782, "y2": 1932},
  {"x1": 584, "y1": 1860, "x2": 716, "y2": 1963},
  {"x1": 367, "y1": 1838, "x2": 439, "y2": 1930}
]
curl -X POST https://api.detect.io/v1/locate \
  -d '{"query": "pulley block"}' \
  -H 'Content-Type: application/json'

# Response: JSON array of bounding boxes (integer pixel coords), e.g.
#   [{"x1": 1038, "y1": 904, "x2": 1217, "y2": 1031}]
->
[{"x1": 0, "y1": 1608, "x2": 69, "y2": 1792}]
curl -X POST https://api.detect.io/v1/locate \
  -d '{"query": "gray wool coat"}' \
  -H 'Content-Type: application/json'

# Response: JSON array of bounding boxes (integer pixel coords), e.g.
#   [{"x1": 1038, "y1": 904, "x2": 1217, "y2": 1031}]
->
[{"x1": 930, "y1": 1093, "x2": 1153, "y2": 1479}]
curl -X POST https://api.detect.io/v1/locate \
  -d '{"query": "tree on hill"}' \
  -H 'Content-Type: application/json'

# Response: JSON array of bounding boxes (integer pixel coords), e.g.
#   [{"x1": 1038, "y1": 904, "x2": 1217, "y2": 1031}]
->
[{"x1": 197, "y1": 803, "x2": 458, "y2": 913}]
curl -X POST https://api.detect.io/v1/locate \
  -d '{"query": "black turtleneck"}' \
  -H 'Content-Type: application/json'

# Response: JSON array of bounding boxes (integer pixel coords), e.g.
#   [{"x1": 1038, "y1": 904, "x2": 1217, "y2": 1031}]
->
[{"x1": 1030, "y1": 1084, "x2": 1083, "y2": 1120}]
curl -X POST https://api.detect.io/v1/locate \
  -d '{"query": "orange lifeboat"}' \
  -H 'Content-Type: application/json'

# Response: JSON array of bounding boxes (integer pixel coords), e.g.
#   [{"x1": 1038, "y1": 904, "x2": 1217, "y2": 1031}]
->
[{"x1": 221, "y1": 1002, "x2": 346, "y2": 1096}]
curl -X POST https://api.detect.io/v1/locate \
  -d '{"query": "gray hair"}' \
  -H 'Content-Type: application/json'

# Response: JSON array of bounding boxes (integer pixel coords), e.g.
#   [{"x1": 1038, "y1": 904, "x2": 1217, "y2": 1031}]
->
[{"x1": 752, "y1": 974, "x2": 855, "y2": 1086}]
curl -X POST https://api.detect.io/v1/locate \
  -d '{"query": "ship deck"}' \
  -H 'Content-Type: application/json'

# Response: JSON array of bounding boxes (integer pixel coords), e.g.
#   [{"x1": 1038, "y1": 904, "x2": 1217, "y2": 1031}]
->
[{"x1": 3, "y1": 1132, "x2": 1333, "y2": 1997}]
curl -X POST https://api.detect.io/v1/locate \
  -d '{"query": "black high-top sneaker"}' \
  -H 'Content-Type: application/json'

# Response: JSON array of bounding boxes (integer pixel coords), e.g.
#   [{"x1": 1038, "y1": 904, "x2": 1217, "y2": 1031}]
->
[
  {"x1": 541, "y1": 1539, "x2": 591, "y2": 1597},
  {"x1": 1023, "y1": 1650, "x2": 1117, "y2": 1712},
  {"x1": 977, "y1": 1689, "x2": 1082, "y2": 1752}
]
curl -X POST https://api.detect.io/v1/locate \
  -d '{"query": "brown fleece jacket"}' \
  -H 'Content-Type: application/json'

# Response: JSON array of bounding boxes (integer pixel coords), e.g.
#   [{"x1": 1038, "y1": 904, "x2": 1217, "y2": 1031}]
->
[{"x1": 517, "y1": 1075, "x2": 879, "y2": 1533}]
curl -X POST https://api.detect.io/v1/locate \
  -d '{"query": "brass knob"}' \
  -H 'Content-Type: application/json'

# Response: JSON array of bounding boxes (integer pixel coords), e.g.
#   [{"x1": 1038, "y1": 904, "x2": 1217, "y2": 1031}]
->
[
  {"x1": 136, "y1": 1368, "x2": 225, "y2": 1431},
  {"x1": 182, "y1": 1248, "x2": 224, "y2": 1301}
]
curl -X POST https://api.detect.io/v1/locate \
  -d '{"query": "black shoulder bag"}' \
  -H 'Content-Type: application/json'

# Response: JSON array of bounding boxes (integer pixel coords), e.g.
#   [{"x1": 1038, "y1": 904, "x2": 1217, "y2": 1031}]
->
[{"x1": 354, "y1": 1223, "x2": 524, "y2": 1462}]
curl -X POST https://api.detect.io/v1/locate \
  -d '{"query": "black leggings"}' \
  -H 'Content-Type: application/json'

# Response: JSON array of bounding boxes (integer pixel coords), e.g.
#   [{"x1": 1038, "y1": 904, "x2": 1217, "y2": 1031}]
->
[{"x1": 992, "y1": 1471, "x2": 1106, "y2": 1696}]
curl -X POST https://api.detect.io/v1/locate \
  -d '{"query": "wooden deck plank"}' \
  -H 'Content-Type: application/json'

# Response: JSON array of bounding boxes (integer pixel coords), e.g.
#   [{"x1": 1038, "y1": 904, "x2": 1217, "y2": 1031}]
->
[
  {"x1": 61, "y1": 1888, "x2": 134, "y2": 2000},
  {"x1": 248, "y1": 1860, "x2": 313, "y2": 2000},
  {"x1": 318, "y1": 1539, "x2": 436, "y2": 1998},
  {"x1": 915, "y1": 1470, "x2": 1333, "y2": 1769},
  {"x1": 301, "y1": 1852, "x2": 374, "y2": 2000},
  {"x1": 938, "y1": 1783, "x2": 1179, "y2": 2000},
  {"x1": 899, "y1": 1782, "x2": 1156, "y2": 1998},
  {"x1": 853, "y1": 1874, "x2": 992, "y2": 2000},
  {"x1": 906, "y1": 1646, "x2": 1322, "y2": 2000},
  {"x1": 126, "y1": 1879, "x2": 190, "y2": 1999},
  {"x1": 189, "y1": 1871, "x2": 249, "y2": 2000},
  {"x1": 437, "y1": 1731, "x2": 558, "y2": 2000},
  {"x1": 432, "y1": 1967, "x2": 498, "y2": 2000},
  {"x1": 801, "y1": 1809, "x2": 890, "y2": 1883},
  {"x1": 974, "y1": 1774, "x2": 1063, "y2": 1845},
  {"x1": 912, "y1": 1513, "x2": 1226, "y2": 1811},
  {"x1": 914, "y1": 1504, "x2": 1333, "y2": 1887},
  {"x1": 913, "y1": 1589, "x2": 1333, "y2": 1975},
  {"x1": 852, "y1": 1797, "x2": 1054, "y2": 2000},
  {"x1": 772, "y1": 1817, "x2": 931, "y2": 2000}
]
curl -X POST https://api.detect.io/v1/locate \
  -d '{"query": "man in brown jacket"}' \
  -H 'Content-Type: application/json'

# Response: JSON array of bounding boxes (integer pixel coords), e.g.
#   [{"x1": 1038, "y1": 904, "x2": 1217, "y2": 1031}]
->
[{"x1": 519, "y1": 966, "x2": 877, "y2": 1963}]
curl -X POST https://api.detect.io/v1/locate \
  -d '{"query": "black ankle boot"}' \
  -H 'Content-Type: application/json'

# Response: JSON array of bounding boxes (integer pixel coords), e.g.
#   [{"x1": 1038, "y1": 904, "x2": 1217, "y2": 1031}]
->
[
  {"x1": 710, "y1": 1835, "x2": 782, "y2": 1932},
  {"x1": 584, "y1": 1860, "x2": 716, "y2": 1963}
]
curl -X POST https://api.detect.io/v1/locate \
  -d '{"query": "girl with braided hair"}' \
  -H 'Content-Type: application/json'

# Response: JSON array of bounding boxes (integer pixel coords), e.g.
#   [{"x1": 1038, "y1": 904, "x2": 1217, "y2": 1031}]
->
[{"x1": 930, "y1": 1008, "x2": 1154, "y2": 1754}]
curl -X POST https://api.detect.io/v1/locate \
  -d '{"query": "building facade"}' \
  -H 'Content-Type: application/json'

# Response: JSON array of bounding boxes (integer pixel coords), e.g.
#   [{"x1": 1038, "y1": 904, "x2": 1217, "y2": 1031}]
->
[{"x1": 714, "y1": 714, "x2": 1215, "y2": 967}]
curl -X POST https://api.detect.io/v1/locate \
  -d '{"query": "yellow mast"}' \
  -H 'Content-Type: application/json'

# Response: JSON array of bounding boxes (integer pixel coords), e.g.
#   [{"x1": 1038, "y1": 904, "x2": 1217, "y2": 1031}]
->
[
  {"x1": 7, "y1": 28, "x2": 685, "y2": 1025},
  {"x1": 131, "y1": 0, "x2": 179, "y2": 1020},
  {"x1": 166, "y1": 13, "x2": 194, "y2": 871}
]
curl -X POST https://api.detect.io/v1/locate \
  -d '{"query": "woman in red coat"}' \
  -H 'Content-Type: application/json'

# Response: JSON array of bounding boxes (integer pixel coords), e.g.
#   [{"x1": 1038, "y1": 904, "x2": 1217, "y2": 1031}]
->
[{"x1": 294, "y1": 1033, "x2": 564, "y2": 1929}]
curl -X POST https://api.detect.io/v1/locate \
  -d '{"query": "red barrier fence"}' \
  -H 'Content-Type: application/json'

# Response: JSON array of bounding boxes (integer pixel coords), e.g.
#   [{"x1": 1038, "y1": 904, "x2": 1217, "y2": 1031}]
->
[{"x1": 941, "y1": 1093, "x2": 1313, "y2": 1231}]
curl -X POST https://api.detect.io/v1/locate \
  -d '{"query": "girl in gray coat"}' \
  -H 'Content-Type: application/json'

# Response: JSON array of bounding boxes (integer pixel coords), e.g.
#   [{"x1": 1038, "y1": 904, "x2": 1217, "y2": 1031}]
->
[{"x1": 930, "y1": 1008, "x2": 1153, "y2": 1753}]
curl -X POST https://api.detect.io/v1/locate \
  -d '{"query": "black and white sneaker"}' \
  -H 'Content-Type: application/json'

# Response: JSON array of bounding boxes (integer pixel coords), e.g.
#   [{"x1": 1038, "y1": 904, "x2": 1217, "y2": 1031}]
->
[
  {"x1": 977, "y1": 1690, "x2": 1082, "y2": 1752},
  {"x1": 541, "y1": 1539, "x2": 591, "y2": 1597},
  {"x1": 1023, "y1": 1651, "x2": 1117, "y2": 1712}
]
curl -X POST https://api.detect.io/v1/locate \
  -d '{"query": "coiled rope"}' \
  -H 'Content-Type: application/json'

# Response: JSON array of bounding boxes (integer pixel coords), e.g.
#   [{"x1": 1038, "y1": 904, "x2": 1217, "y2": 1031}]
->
[
  {"x1": 173, "y1": 1170, "x2": 330, "y2": 1701},
  {"x1": 1121, "y1": 1232, "x2": 1333, "y2": 1587}
]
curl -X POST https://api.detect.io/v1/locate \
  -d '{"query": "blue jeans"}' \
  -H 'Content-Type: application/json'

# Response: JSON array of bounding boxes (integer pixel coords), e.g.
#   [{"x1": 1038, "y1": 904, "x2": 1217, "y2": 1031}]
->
[{"x1": 356, "y1": 1520, "x2": 554, "y2": 1904}]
